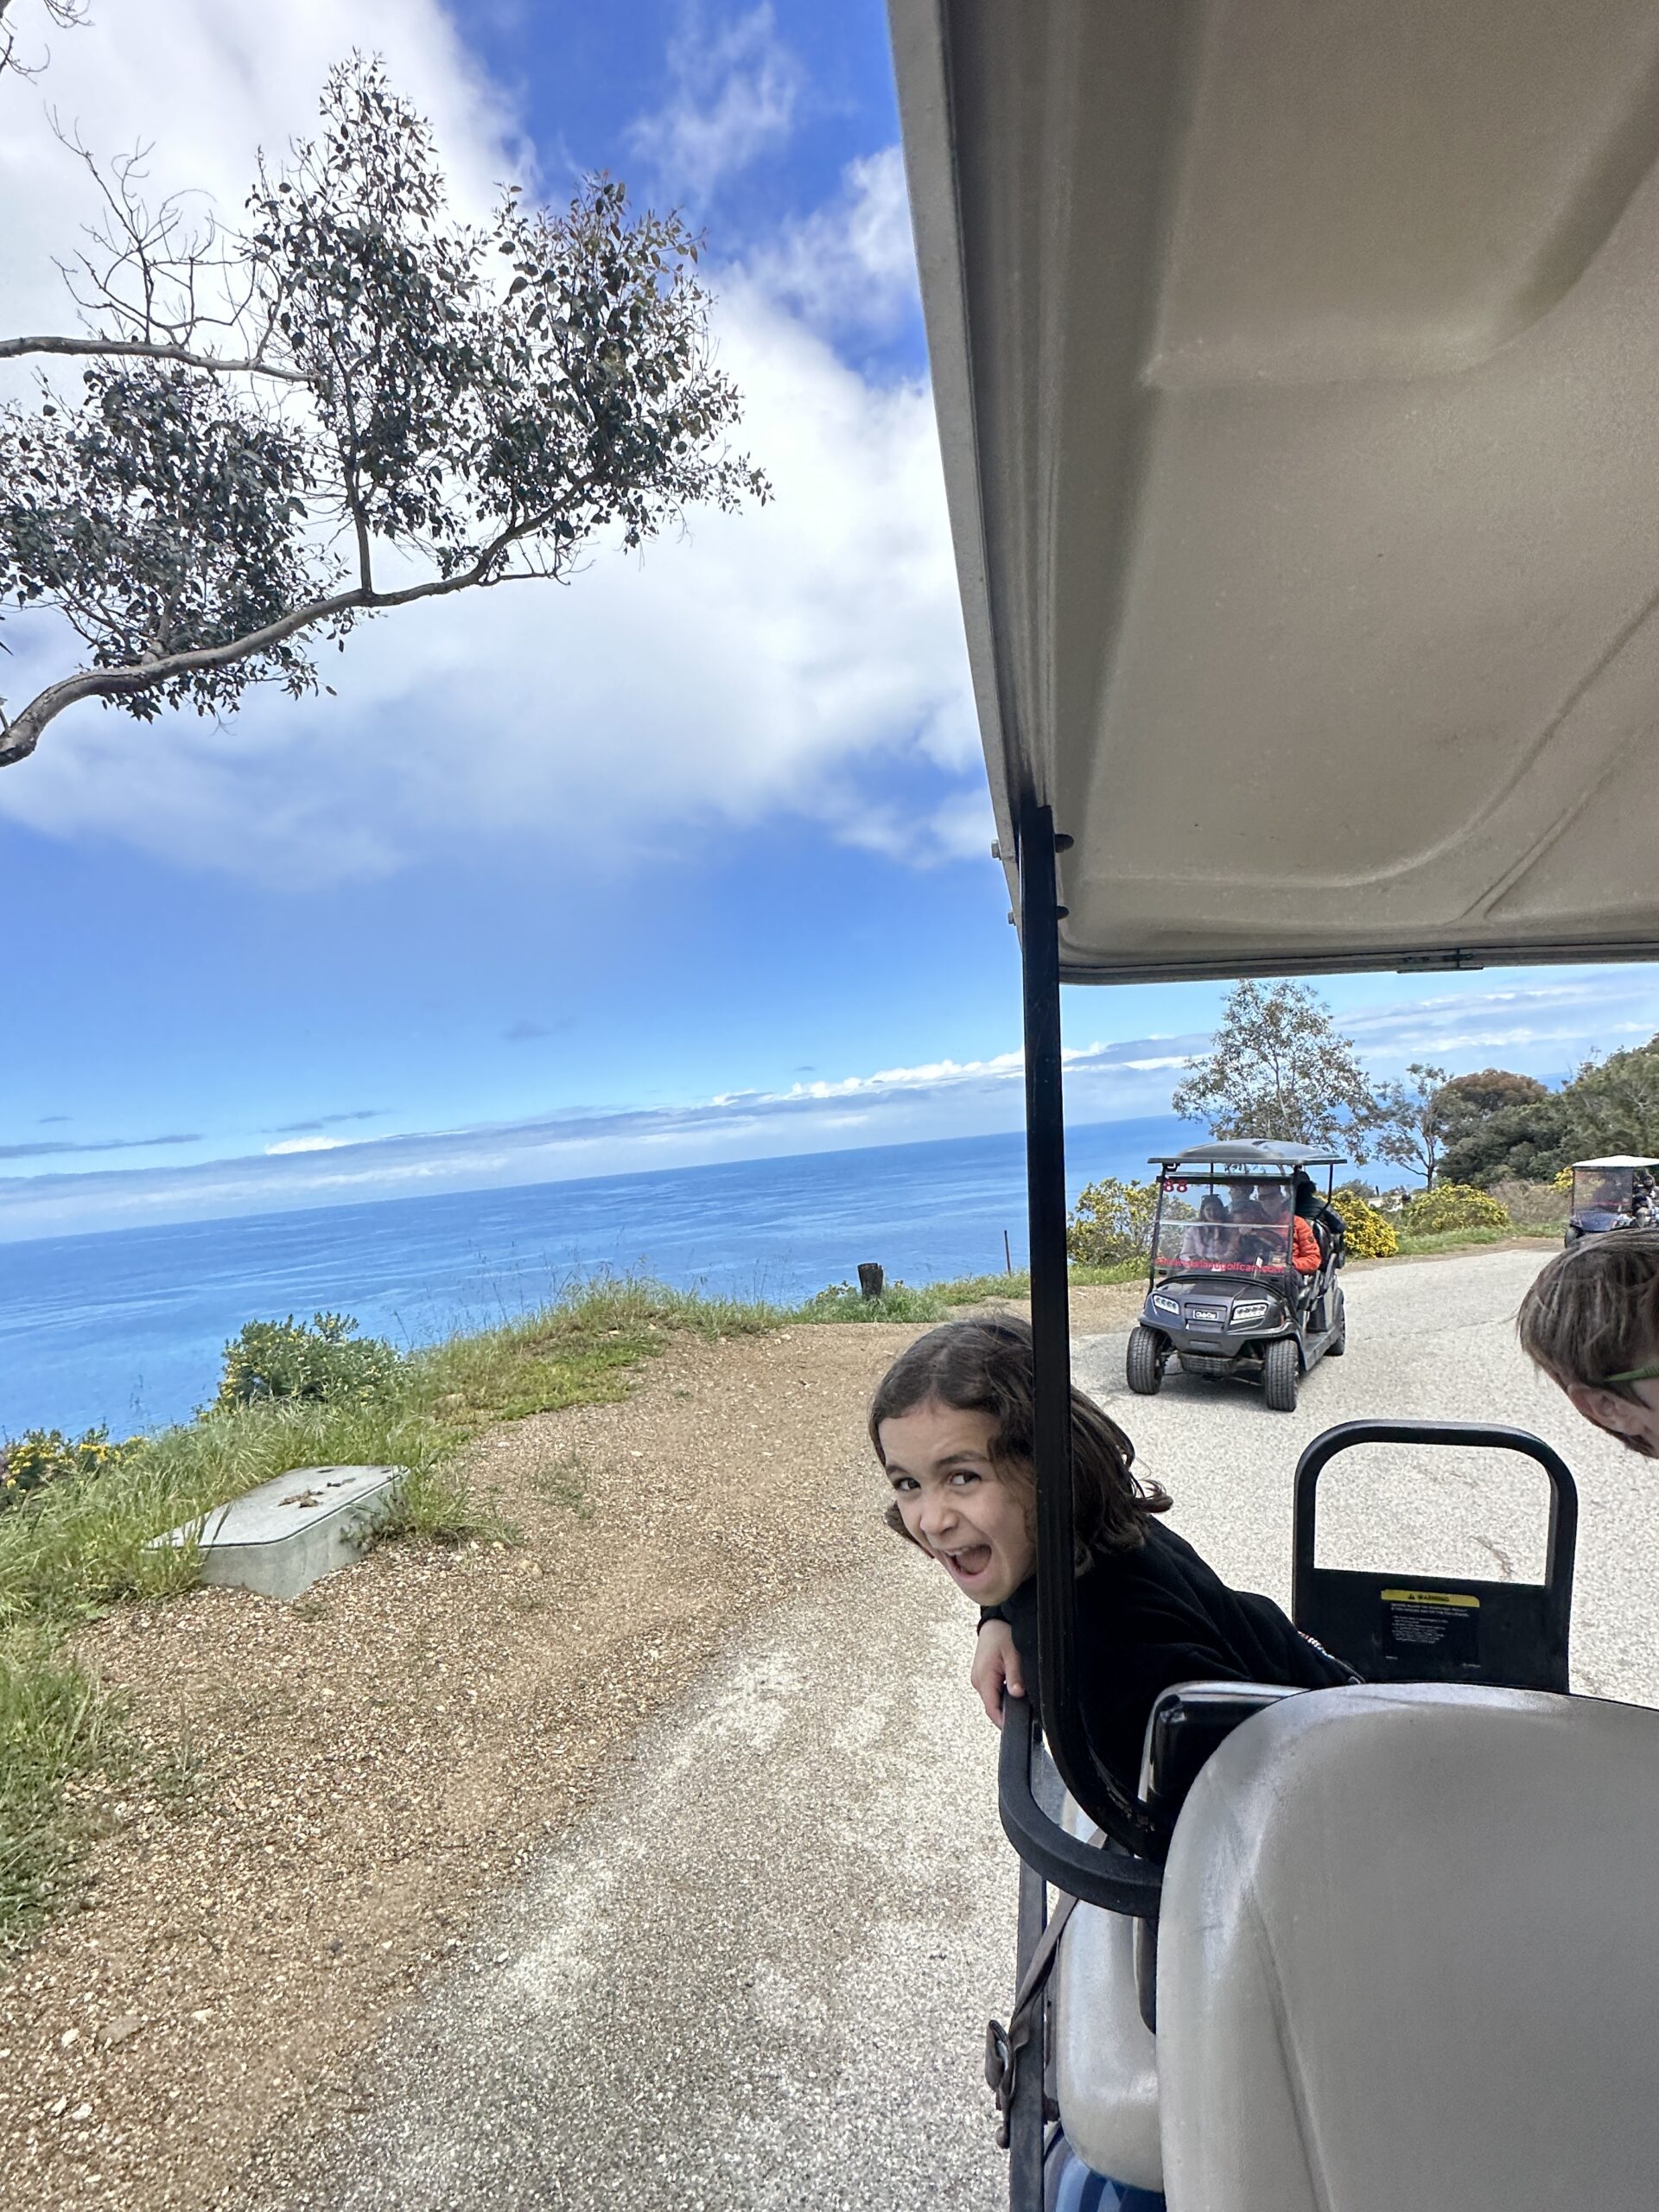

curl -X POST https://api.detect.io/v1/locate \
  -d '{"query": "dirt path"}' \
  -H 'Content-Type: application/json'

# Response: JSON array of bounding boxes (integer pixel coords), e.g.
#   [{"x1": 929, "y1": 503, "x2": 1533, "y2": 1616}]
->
[
  {"x1": 0, "y1": 1324, "x2": 912, "y2": 2209},
  {"x1": 0, "y1": 1287, "x2": 1135, "y2": 2211}
]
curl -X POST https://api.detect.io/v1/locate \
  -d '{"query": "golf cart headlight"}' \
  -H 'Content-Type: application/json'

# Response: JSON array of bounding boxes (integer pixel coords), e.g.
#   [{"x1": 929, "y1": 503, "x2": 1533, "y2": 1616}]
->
[
  {"x1": 1230, "y1": 1298, "x2": 1271, "y2": 1324},
  {"x1": 1151, "y1": 1293, "x2": 1179, "y2": 1316}
]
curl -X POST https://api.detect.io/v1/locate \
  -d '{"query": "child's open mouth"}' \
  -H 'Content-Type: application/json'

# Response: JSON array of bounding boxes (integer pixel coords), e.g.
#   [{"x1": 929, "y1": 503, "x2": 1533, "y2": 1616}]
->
[{"x1": 942, "y1": 1542, "x2": 993, "y2": 1586}]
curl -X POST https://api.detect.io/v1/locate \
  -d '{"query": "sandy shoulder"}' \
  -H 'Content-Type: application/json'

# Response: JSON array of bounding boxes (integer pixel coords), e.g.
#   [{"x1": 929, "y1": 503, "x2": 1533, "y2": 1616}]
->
[{"x1": 1, "y1": 1321, "x2": 925, "y2": 2212}]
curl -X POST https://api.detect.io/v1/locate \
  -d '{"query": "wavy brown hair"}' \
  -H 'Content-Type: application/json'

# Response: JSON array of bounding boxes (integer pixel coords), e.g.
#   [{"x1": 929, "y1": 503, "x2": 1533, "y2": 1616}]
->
[
  {"x1": 868, "y1": 1316, "x2": 1171, "y2": 1567},
  {"x1": 1517, "y1": 1229, "x2": 1659, "y2": 1455}
]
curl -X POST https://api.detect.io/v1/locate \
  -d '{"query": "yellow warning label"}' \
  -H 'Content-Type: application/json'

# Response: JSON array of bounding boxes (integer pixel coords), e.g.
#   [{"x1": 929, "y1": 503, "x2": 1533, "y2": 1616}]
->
[{"x1": 1381, "y1": 1588, "x2": 1480, "y2": 1608}]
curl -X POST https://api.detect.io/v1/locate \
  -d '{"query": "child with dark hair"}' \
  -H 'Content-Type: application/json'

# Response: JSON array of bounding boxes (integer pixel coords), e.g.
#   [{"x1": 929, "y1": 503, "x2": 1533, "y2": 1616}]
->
[
  {"x1": 870, "y1": 1317, "x2": 1353, "y2": 1790},
  {"x1": 1517, "y1": 1228, "x2": 1659, "y2": 1457}
]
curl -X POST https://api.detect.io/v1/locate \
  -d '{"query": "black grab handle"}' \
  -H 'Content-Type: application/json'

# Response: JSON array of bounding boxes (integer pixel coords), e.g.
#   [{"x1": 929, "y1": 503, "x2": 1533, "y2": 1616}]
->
[
  {"x1": 996, "y1": 1694, "x2": 1164, "y2": 1919},
  {"x1": 1294, "y1": 1420, "x2": 1578, "y2": 1694}
]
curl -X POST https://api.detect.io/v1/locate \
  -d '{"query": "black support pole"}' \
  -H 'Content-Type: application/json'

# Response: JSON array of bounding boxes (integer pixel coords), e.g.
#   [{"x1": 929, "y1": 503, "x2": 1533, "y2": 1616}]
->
[
  {"x1": 1018, "y1": 803, "x2": 1084, "y2": 1806},
  {"x1": 1017, "y1": 803, "x2": 1168, "y2": 1863},
  {"x1": 1007, "y1": 1855, "x2": 1048, "y2": 2212}
]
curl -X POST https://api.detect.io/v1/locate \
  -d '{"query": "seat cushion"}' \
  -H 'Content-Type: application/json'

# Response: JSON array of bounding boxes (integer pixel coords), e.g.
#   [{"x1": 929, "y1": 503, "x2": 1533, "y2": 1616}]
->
[
  {"x1": 1052, "y1": 1852, "x2": 1162, "y2": 2191},
  {"x1": 1157, "y1": 1684, "x2": 1659, "y2": 2212}
]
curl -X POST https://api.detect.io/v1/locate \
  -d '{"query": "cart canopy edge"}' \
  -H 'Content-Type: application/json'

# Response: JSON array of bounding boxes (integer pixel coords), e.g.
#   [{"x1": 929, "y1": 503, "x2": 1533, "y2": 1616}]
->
[{"x1": 889, "y1": 0, "x2": 1659, "y2": 984}]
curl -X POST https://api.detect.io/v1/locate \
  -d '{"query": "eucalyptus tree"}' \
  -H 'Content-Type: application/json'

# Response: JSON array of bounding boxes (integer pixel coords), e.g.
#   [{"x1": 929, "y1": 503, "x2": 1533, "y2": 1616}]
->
[
  {"x1": 0, "y1": 56, "x2": 767, "y2": 766},
  {"x1": 1172, "y1": 978, "x2": 1376, "y2": 1154},
  {"x1": 1370, "y1": 1062, "x2": 1452, "y2": 1186}
]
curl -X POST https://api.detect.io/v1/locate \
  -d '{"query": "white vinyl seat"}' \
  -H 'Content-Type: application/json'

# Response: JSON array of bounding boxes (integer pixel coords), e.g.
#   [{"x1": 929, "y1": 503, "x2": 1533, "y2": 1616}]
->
[
  {"x1": 1157, "y1": 1683, "x2": 1659, "y2": 2212},
  {"x1": 1052, "y1": 1801, "x2": 1162, "y2": 2193},
  {"x1": 1052, "y1": 1681, "x2": 1300, "y2": 2192}
]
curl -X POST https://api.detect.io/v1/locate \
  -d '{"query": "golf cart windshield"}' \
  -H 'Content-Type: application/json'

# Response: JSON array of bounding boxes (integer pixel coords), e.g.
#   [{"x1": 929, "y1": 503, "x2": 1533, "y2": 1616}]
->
[
  {"x1": 1572, "y1": 1166, "x2": 1633, "y2": 1215},
  {"x1": 1153, "y1": 1183, "x2": 1293, "y2": 1276}
]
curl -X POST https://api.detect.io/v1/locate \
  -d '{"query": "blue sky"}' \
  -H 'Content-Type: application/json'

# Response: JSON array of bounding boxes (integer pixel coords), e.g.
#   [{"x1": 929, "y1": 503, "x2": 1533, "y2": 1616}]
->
[{"x1": 3, "y1": 0, "x2": 1659, "y2": 1244}]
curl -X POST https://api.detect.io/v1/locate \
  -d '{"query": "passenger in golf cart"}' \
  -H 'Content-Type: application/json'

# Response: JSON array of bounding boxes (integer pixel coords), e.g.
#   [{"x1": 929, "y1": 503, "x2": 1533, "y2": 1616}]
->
[
  {"x1": 1126, "y1": 1142, "x2": 1345, "y2": 1412},
  {"x1": 1562, "y1": 1155, "x2": 1659, "y2": 1244}
]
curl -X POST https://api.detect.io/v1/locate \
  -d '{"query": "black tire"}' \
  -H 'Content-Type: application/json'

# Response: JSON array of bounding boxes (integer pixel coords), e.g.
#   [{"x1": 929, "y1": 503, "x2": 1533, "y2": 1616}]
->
[
  {"x1": 1126, "y1": 1325, "x2": 1166, "y2": 1395},
  {"x1": 1325, "y1": 1294, "x2": 1346, "y2": 1356},
  {"x1": 1262, "y1": 1336, "x2": 1300, "y2": 1412}
]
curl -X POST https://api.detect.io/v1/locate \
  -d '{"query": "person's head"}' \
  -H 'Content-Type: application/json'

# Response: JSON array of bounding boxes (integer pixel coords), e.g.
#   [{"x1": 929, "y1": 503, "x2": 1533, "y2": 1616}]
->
[
  {"x1": 1258, "y1": 1182, "x2": 1291, "y2": 1218},
  {"x1": 1517, "y1": 1230, "x2": 1659, "y2": 1455},
  {"x1": 869, "y1": 1317, "x2": 1170, "y2": 1604},
  {"x1": 1199, "y1": 1194, "x2": 1228, "y2": 1223},
  {"x1": 1294, "y1": 1174, "x2": 1319, "y2": 1217}
]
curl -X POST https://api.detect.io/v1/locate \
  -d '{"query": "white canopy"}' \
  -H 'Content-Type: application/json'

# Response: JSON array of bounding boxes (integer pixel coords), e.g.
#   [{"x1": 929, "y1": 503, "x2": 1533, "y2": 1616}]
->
[{"x1": 889, "y1": 0, "x2": 1659, "y2": 983}]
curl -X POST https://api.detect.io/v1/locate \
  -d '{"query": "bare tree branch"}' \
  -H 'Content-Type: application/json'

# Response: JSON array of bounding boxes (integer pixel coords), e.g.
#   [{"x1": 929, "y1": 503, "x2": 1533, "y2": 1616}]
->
[
  {"x1": 0, "y1": 124, "x2": 305, "y2": 378},
  {"x1": 0, "y1": 332, "x2": 309, "y2": 378},
  {"x1": 0, "y1": 0, "x2": 89, "y2": 82},
  {"x1": 0, "y1": 482, "x2": 601, "y2": 764}
]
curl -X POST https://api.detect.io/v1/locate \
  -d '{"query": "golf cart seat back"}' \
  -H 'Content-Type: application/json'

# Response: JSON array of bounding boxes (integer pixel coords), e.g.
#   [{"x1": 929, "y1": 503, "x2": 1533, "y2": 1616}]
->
[
  {"x1": 1158, "y1": 1683, "x2": 1659, "y2": 2211},
  {"x1": 1052, "y1": 1810, "x2": 1161, "y2": 2192},
  {"x1": 1052, "y1": 1682, "x2": 1299, "y2": 2194}
]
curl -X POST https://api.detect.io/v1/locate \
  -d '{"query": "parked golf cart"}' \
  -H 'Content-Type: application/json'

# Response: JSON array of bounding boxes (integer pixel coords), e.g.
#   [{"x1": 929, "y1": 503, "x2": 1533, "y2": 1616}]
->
[
  {"x1": 888, "y1": 1, "x2": 1659, "y2": 2206},
  {"x1": 1563, "y1": 1155, "x2": 1659, "y2": 1244},
  {"x1": 1126, "y1": 1141, "x2": 1344, "y2": 1411}
]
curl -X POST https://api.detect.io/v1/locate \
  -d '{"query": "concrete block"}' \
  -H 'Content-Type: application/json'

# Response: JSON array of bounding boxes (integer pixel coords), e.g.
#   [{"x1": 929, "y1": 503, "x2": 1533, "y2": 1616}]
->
[{"x1": 149, "y1": 1464, "x2": 407, "y2": 1601}]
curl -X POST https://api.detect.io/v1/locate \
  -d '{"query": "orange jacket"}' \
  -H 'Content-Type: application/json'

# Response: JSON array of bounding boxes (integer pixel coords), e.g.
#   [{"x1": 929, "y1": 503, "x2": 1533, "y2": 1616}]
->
[{"x1": 1292, "y1": 1215, "x2": 1322, "y2": 1274}]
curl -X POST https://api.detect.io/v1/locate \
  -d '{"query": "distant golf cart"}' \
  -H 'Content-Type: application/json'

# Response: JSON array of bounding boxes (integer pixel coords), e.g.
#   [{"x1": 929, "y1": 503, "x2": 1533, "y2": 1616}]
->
[
  {"x1": 1563, "y1": 1155, "x2": 1659, "y2": 1244},
  {"x1": 1126, "y1": 1141, "x2": 1346, "y2": 1413}
]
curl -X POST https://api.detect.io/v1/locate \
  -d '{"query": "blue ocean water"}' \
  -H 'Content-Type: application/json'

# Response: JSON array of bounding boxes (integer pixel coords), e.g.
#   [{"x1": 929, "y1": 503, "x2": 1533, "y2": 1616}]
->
[{"x1": 0, "y1": 1115, "x2": 1192, "y2": 1439}]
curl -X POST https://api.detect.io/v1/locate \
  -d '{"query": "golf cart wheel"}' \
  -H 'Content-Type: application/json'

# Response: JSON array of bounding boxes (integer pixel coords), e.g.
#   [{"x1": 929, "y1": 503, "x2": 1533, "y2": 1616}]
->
[
  {"x1": 1126, "y1": 1325, "x2": 1166, "y2": 1395},
  {"x1": 1262, "y1": 1337, "x2": 1300, "y2": 1412},
  {"x1": 1325, "y1": 1298, "x2": 1346, "y2": 1357}
]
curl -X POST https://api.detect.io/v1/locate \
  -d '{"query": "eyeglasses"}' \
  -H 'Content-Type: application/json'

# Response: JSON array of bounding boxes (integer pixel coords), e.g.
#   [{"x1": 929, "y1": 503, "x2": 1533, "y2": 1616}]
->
[{"x1": 1605, "y1": 1361, "x2": 1659, "y2": 1385}]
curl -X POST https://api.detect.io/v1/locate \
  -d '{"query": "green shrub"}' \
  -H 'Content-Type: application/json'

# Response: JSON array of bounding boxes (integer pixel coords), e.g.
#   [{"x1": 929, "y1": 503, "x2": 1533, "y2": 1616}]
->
[
  {"x1": 1399, "y1": 1182, "x2": 1512, "y2": 1236},
  {"x1": 797, "y1": 1281, "x2": 954, "y2": 1324},
  {"x1": 1331, "y1": 1186, "x2": 1398, "y2": 1258},
  {"x1": 213, "y1": 1311, "x2": 400, "y2": 1412},
  {"x1": 1066, "y1": 1177, "x2": 1162, "y2": 1267},
  {"x1": 0, "y1": 1428, "x2": 130, "y2": 1515}
]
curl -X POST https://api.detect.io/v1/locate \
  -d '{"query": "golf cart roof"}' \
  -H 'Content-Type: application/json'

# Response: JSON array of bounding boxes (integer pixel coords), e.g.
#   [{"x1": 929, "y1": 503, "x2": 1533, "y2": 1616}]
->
[
  {"x1": 889, "y1": 0, "x2": 1659, "y2": 983},
  {"x1": 1153, "y1": 1141, "x2": 1344, "y2": 1172},
  {"x1": 1573, "y1": 1155, "x2": 1659, "y2": 1170}
]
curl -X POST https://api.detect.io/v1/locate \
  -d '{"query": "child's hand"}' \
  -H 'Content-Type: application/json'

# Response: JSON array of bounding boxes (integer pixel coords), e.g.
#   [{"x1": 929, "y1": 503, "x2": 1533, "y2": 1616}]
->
[{"x1": 971, "y1": 1619, "x2": 1025, "y2": 1728}]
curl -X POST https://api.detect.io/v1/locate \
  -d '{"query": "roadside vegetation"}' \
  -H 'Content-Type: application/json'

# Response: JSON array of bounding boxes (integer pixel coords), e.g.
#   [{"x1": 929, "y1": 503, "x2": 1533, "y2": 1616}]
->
[
  {"x1": 8, "y1": 981, "x2": 1626, "y2": 1943},
  {"x1": 1, "y1": 1206, "x2": 1567, "y2": 1946},
  {"x1": 0, "y1": 1279, "x2": 783, "y2": 1946}
]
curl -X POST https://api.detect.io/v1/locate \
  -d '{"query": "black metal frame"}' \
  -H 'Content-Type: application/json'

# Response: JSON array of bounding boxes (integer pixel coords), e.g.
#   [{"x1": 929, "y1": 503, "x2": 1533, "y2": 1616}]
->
[
  {"x1": 1005, "y1": 817, "x2": 1590, "y2": 2212},
  {"x1": 1007, "y1": 1852, "x2": 1047, "y2": 2212},
  {"x1": 1016, "y1": 799, "x2": 1170, "y2": 1865},
  {"x1": 1293, "y1": 1420, "x2": 1578, "y2": 1692},
  {"x1": 1006, "y1": 800, "x2": 1169, "y2": 2212}
]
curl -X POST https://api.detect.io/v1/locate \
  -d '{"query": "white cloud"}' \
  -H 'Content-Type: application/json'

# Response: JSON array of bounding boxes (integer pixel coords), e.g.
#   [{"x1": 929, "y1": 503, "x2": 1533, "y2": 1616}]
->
[
  {"x1": 626, "y1": 3, "x2": 800, "y2": 203},
  {"x1": 0, "y1": 270, "x2": 976, "y2": 884},
  {"x1": 0, "y1": 0, "x2": 519, "y2": 348},
  {"x1": 1334, "y1": 978, "x2": 1657, "y2": 1072},
  {"x1": 0, "y1": 10, "x2": 979, "y2": 888},
  {"x1": 749, "y1": 145, "x2": 918, "y2": 337},
  {"x1": 0, "y1": 1028, "x2": 1210, "y2": 1240},
  {"x1": 10, "y1": 964, "x2": 1659, "y2": 1242}
]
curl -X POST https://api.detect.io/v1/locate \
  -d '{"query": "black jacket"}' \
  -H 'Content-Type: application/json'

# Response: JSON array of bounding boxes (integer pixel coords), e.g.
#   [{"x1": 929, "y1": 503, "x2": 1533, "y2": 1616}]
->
[{"x1": 984, "y1": 1519, "x2": 1354, "y2": 1790}]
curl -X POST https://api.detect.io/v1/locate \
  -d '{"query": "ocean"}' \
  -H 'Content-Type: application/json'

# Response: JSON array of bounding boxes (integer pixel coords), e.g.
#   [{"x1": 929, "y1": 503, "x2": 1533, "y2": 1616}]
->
[{"x1": 0, "y1": 1115, "x2": 1192, "y2": 1439}]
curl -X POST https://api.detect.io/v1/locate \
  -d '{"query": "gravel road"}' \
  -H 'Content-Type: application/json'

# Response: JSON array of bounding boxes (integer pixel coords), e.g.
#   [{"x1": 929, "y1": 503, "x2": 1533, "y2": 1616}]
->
[{"x1": 258, "y1": 1246, "x2": 1657, "y2": 2211}]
